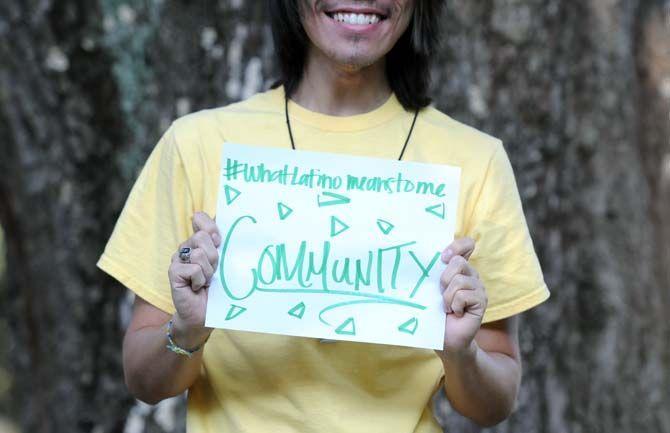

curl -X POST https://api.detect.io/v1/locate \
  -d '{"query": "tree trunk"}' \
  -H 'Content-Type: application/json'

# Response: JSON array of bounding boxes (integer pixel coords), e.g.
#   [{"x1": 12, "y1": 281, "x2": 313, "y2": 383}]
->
[
  {"x1": 431, "y1": 1, "x2": 670, "y2": 432},
  {"x1": 0, "y1": 1, "x2": 668, "y2": 432},
  {"x1": 0, "y1": 1, "x2": 132, "y2": 432}
]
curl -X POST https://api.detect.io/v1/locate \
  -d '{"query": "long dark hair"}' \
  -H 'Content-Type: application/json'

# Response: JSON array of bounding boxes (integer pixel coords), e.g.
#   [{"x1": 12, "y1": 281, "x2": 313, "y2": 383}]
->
[{"x1": 268, "y1": 0, "x2": 446, "y2": 111}]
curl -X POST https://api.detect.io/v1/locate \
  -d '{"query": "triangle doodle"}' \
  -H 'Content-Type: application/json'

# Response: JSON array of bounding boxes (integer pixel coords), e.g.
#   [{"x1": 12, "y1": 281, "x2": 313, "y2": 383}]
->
[
  {"x1": 335, "y1": 317, "x2": 356, "y2": 335},
  {"x1": 398, "y1": 317, "x2": 419, "y2": 335},
  {"x1": 224, "y1": 185, "x2": 241, "y2": 205},
  {"x1": 330, "y1": 216, "x2": 350, "y2": 237},
  {"x1": 318, "y1": 191, "x2": 351, "y2": 207},
  {"x1": 225, "y1": 304, "x2": 247, "y2": 321},
  {"x1": 376, "y1": 218, "x2": 395, "y2": 235},
  {"x1": 287, "y1": 302, "x2": 306, "y2": 319},
  {"x1": 425, "y1": 203, "x2": 445, "y2": 220},
  {"x1": 277, "y1": 202, "x2": 293, "y2": 220}
]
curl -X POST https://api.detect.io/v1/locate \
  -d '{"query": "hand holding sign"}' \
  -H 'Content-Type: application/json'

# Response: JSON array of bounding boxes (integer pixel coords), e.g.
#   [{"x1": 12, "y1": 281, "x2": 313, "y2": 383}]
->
[
  {"x1": 168, "y1": 212, "x2": 220, "y2": 345},
  {"x1": 438, "y1": 237, "x2": 488, "y2": 354}
]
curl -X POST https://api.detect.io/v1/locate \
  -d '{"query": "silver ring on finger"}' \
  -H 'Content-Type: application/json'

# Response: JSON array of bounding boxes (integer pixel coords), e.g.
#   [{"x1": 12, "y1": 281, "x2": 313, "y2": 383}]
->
[{"x1": 178, "y1": 247, "x2": 192, "y2": 264}]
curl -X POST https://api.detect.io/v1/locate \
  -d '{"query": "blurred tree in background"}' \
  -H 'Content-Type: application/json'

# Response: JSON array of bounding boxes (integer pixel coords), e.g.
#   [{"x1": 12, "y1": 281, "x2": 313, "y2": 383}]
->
[{"x1": 0, "y1": 1, "x2": 669, "y2": 433}]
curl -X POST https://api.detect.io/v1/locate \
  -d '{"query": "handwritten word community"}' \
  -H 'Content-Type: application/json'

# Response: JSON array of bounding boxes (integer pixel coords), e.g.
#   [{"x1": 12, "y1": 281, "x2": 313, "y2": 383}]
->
[
  {"x1": 219, "y1": 216, "x2": 442, "y2": 301},
  {"x1": 224, "y1": 158, "x2": 447, "y2": 197}
]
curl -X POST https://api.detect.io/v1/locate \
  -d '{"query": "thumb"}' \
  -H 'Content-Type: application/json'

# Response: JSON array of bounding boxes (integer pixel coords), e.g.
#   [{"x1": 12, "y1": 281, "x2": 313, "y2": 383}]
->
[
  {"x1": 192, "y1": 211, "x2": 221, "y2": 247},
  {"x1": 441, "y1": 236, "x2": 475, "y2": 263}
]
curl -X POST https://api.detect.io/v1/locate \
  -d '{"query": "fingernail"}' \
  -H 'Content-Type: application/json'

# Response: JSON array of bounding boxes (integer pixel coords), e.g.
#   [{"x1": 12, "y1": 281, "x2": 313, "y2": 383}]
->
[
  {"x1": 442, "y1": 248, "x2": 453, "y2": 263},
  {"x1": 212, "y1": 233, "x2": 221, "y2": 246}
]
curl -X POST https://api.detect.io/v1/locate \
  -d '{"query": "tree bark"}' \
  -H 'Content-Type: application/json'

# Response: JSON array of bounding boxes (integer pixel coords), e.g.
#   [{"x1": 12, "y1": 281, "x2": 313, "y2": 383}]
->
[
  {"x1": 0, "y1": 1, "x2": 668, "y2": 432},
  {"x1": 431, "y1": 1, "x2": 670, "y2": 432},
  {"x1": 0, "y1": 1, "x2": 132, "y2": 432}
]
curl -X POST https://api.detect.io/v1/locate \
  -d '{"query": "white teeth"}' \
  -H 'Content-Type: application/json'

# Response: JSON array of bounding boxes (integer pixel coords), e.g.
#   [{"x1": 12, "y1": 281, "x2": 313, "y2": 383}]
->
[{"x1": 332, "y1": 12, "x2": 381, "y2": 25}]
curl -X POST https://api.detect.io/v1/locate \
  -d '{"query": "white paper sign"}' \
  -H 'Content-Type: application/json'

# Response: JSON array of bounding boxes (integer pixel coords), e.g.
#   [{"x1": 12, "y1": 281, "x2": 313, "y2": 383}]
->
[{"x1": 205, "y1": 143, "x2": 461, "y2": 349}]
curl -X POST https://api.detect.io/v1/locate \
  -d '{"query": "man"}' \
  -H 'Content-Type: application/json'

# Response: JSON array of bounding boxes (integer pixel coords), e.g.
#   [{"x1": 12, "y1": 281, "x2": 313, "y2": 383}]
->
[{"x1": 98, "y1": 1, "x2": 550, "y2": 432}]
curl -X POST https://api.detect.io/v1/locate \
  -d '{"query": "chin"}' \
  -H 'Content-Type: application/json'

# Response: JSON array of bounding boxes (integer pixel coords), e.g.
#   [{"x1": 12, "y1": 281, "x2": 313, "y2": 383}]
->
[{"x1": 323, "y1": 46, "x2": 383, "y2": 71}]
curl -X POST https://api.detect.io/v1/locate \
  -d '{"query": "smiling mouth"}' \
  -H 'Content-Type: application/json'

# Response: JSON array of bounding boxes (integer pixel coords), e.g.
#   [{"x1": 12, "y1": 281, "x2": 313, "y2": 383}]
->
[{"x1": 325, "y1": 11, "x2": 388, "y2": 25}]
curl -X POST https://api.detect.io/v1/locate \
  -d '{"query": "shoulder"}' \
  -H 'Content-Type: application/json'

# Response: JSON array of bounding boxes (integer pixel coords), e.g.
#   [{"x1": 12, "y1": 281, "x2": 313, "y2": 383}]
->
[
  {"x1": 422, "y1": 105, "x2": 501, "y2": 152},
  {"x1": 412, "y1": 106, "x2": 517, "y2": 232},
  {"x1": 170, "y1": 87, "x2": 282, "y2": 138},
  {"x1": 161, "y1": 86, "x2": 284, "y2": 164}
]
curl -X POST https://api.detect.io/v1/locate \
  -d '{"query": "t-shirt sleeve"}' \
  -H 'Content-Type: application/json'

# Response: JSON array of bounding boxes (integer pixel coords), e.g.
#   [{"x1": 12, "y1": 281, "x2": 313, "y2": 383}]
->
[
  {"x1": 97, "y1": 123, "x2": 194, "y2": 314},
  {"x1": 466, "y1": 142, "x2": 550, "y2": 323}
]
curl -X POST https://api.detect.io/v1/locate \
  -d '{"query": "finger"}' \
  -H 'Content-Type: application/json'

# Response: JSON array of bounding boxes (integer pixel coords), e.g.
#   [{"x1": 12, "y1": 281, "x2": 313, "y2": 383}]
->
[
  {"x1": 440, "y1": 255, "x2": 479, "y2": 290},
  {"x1": 178, "y1": 231, "x2": 218, "y2": 268},
  {"x1": 442, "y1": 236, "x2": 475, "y2": 263},
  {"x1": 192, "y1": 211, "x2": 221, "y2": 247},
  {"x1": 442, "y1": 274, "x2": 479, "y2": 312},
  {"x1": 190, "y1": 230, "x2": 219, "y2": 267},
  {"x1": 449, "y1": 288, "x2": 487, "y2": 318},
  {"x1": 189, "y1": 247, "x2": 214, "y2": 283},
  {"x1": 170, "y1": 262, "x2": 207, "y2": 292}
]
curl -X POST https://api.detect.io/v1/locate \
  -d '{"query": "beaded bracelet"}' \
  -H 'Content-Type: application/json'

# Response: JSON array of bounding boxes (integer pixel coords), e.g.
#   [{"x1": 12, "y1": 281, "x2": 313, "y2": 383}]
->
[{"x1": 165, "y1": 319, "x2": 209, "y2": 358}]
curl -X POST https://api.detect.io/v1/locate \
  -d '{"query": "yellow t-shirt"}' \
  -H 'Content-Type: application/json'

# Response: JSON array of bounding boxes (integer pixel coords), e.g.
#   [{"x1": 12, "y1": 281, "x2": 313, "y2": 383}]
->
[{"x1": 97, "y1": 85, "x2": 549, "y2": 433}]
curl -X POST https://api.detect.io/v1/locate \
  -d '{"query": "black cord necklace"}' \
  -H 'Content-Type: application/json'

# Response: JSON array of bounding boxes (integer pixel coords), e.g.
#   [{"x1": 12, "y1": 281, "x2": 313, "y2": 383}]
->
[{"x1": 285, "y1": 94, "x2": 419, "y2": 161}]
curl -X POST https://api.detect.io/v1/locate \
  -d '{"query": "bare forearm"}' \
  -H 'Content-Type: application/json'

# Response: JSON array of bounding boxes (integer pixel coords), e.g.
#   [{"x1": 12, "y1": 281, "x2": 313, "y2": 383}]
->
[
  {"x1": 440, "y1": 340, "x2": 521, "y2": 427},
  {"x1": 122, "y1": 317, "x2": 210, "y2": 404}
]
